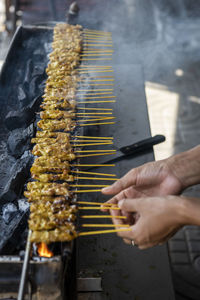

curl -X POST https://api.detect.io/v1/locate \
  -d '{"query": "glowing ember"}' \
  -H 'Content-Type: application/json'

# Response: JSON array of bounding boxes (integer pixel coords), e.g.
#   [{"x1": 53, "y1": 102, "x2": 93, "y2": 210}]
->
[{"x1": 37, "y1": 242, "x2": 53, "y2": 257}]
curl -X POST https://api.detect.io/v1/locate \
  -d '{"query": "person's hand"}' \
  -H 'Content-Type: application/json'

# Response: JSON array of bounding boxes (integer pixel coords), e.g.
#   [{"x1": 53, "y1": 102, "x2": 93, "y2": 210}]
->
[
  {"x1": 115, "y1": 196, "x2": 185, "y2": 249},
  {"x1": 102, "y1": 159, "x2": 184, "y2": 204}
]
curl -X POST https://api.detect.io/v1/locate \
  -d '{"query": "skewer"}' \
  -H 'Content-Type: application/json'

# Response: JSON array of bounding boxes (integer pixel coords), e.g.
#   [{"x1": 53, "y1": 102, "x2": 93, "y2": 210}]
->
[
  {"x1": 75, "y1": 150, "x2": 116, "y2": 153},
  {"x1": 72, "y1": 140, "x2": 113, "y2": 143},
  {"x1": 83, "y1": 44, "x2": 113, "y2": 47},
  {"x1": 80, "y1": 101, "x2": 116, "y2": 104},
  {"x1": 80, "y1": 96, "x2": 116, "y2": 99},
  {"x1": 72, "y1": 142, "x2": 113, "y2": 146},
  {"x1": 81, "y1": 215, "x2": 127, "y2": 219},
  {"x1": 75, "y1": 189, "x2": 102, "y2": 193},
  {"x1": 78, "y1": 206, "x2": 120, "y2": 210},
  {"x1": 81, "y1": 58, "x2": 112, "y2": 61},
  {"x1": 79, "y1": 70, "x2": 113, "y2": 73},
  {"x1": 78, "y1": 89, "x2": 113, "y2": 91},
  {"x1": 77, "y1": 201, "x2": 116, "y2": 206},
  {"x1": 76, "y1": 112, "x2": 113, "y2": 115},
  {"x1": 76, "y1": 152, "x2": 115, "y2": 157},
  {"x1": 76, "y1": 176, "x2": 118, "y2": 181},
  {"x1": 71, "y1": 184, "x2": 109, "y2": 187},
  {"x1": 77, "y1": 107, "x2": 113, "y2": 111},
  {"x1": 77, "y1": 92, "x2": 113, "y2": 95},
  {"x1": 74, "y1": 135, "x2": 113, "y2": 139},
  {"x1": 78, "y1": 117, "x2": 115, "y2": 122},
  {"x1": 82, "y1": 224, "x2": 130, "y2": 228},
  {"x1": 72, "y1": 164, "x2": 115, "y2": 167},
  {"x1": 78, "y1": 228, "x2": 131, "y2": 236},
  {"x1": 79, "y1": 121, "x2": 116, "y2": 125},
  {"x1": 71, "y1": 170, "x2": 116, "y2": 177},
  {"x1": 80, "y1": 84, "x2": 114, "y2": 86},
  {"x1": 79, "y1": 65, "x2": 113, "y2": 67}
]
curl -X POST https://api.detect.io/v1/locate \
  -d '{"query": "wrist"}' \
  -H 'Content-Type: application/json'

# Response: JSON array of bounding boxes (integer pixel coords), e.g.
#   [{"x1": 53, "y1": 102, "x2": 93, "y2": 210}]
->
[
  {"x1": 179, "y1": 196, "x2": 200, "y2": 226},
  {"x1": 166, "y1": 146, "x2": 200, "y2": 190}
]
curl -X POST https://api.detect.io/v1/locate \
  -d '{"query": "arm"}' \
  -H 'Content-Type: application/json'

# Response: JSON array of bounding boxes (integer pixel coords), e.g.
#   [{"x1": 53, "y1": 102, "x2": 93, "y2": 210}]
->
[{"x1": 102, "y1": 145, "x2": 200, "y2": 199}]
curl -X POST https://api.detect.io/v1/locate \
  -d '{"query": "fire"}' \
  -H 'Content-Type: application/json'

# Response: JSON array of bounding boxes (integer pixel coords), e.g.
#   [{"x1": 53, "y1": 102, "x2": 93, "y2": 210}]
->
[{"x1": 37, "y1": 242, "x2": 53, "y2": 258}]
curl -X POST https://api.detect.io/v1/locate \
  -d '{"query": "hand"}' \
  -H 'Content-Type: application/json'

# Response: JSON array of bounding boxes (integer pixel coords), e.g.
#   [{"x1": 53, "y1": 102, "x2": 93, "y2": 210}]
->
[
  {"x1": 102, "y1": 159, "x2": 184, "y2": 203},
  {"x1": 116, "y1": 196, "x2": 185, "y2": 249}
]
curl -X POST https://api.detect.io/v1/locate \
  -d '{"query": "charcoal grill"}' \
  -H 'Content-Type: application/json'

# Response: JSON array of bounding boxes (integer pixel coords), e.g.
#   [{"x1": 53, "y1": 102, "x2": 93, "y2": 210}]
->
[{"x1": 0, "y1": 23, "x2": 175, "y2": 300}]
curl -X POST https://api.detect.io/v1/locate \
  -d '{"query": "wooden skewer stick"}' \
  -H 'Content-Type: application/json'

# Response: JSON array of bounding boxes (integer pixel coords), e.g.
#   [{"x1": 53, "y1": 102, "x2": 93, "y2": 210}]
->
[
  {"x1": 83, "y1": 29, "x2": 111, "y2": 33},
  {"x1": 79, "y1": 83, "x2": 114, "y2": 86},
  {"x1": 71, "y1": 171, "x2": 116, "y2": 177},
  {"x1": 78, "y1": 206, "x2": 120, "y2": 210},
  {"x1": 79, "y1": 65, "x2": 113, "y2": 67},
  {"x1": 77, "y1": 116, "x2": 113, "y2": 119},
  {"x1": 76, "y1": 112, "x2": 113, "y2": 115},
  {"x1": 76, "y1": 153, "x2": 115, "y2": 158},
  {"x1": 81, "y1": 96, "x2": 116, "y2": 99},
  {"x1": 74, "y1": 135, "x2": 113, "y2": 139},
  {"x1": 80, "y1": 54, "x2": 113, "y2": 56},
  {"x1": 81, "y1": 58, "x2": 112, "y2": 61},
  {"x1": 80, "y1": 76, "x2": 114, "y2": 78},
  {"x1": 75, "y1": 189, "x2": 102, "y2": 193},
  {"x1": 79, "y1": 101, "x2": 115, "y2": 104},
  {"x1": 78, "y1": 117, "x2": 115, "y2": 122},
  {"x1": 83, "y1": 44, "x2": 113, "y2": 47},
  {"x1": 79, "y1": 122, "x2": 116, "y2": 125},
  {"x1": 72, "y1": 140, "x2": 113, "y2": 143},
  {"x1": 78, "y1": 89, "x2": 113, "y2": 91},
  {"x1": 77, "y1": 92, "x2": 113, "y2": 96},
  {"x1": 77, "y1": 201, "x2": 115, "y2": 206},
  {"x1": 70, "y1": 184, "x2": 109, "y2": 187},
  {"x1": 72, "y1": 143, "x2": 113, "y2": 147},
  {"x1": 82, "y1": 224, "x2": 130, "y2": 228},
  {"x1": 72, "y1": 164, "x2": 115, "y2": 167},
  {"x1": 79, "y1": 70, "x2": 113, "y2": 74},
  {"x1": 75, "y1": 150, "x2": 116, "y2": 153},
  {"x1": 76, "y1": 177, "x2": 118, "y2": 181},
  {"x1": 77, "y1": 107, "x2": 113, "y2": 111},
  {"x1": 81, "y1": 215, "x2": 127, "y2": 219},
  {"x1": 78, "y1": 228, "x2": 131, "y2": 236},
  {"x1": 79, "y1": 80, "x2": 114, "y2": 82}
]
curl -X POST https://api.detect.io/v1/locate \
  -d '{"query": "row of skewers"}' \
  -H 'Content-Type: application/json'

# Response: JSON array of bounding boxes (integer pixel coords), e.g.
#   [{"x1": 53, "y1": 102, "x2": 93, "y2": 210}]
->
[{"x1": 24, "y1": 24, "x2": 130, "y2": 244}]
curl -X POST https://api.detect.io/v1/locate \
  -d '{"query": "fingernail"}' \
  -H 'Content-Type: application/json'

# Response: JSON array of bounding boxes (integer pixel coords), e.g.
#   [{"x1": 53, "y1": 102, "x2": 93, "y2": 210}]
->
[
  {"x1": 102, "y1": 186, "x2": 111, "y2": 192},
  {"x1": 118, "y1": 199, "x2": 124, "y2": 208}
]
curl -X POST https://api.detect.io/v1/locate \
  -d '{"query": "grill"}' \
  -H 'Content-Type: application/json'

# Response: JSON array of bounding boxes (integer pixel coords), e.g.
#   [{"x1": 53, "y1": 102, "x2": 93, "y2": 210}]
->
[{"x1": 0, "y1": 21, "x2": 175, "y2": 300}]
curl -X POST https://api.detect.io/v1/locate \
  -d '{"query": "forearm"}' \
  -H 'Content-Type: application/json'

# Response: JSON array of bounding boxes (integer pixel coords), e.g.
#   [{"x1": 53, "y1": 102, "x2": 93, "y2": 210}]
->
[{"x1": 166, "y1": 145, "x2": 200, "y2": 190}]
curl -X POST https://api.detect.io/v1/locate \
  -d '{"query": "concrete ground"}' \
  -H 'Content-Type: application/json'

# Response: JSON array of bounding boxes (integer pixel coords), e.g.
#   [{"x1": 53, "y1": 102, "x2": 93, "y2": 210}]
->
[{"x1": 1, "y1": 1, "x2": 200, "y2": 299}]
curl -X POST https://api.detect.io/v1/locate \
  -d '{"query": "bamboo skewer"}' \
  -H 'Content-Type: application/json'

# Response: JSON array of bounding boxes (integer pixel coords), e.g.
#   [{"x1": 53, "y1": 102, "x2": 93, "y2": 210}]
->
[
  {"x1": 78, "y1": 228, "x2": 131, "y2": 236},
  {"x1": 72, "y1": 164, "x2": 115, "y2": 167},
  {"x1": 82, "y1": 224, "x2": 130, "y2": 228},
  {"x1": 79, "y1": 121, "x2": 116, "y2": 125},
  {"x1": 80, "y1": 101, "x2": 116, "y2": 104},
  {"x1": 76, "y1": 112, "x2": 113, "y2": 115},
  {"x1": 76, "y1": 153, "x2": 115, "y2": 158},
  {"x1": 75, "y1": 189, "x2": 102, "y2": 193},
  {"x1": 72, "y1": 140, "x2": 113, "y2": 143},
  {"x1": 74, "y1": 135, "x2": 113, "y2": 139},
  {"x1": 75, "y1": 150, "x2": 116, "y2": 153},
  {"x1": 78, "y1": 89, "x2": 113, "y2": 91},
  {"x1": 81, "y1": 215, "x2": 127, "y2": 219},
  {"x1": 79, "y1": 65, "x2": 113, "y2": 67},
  {"x1": 77, "y1": 107, "x2": 113, "y2": 111},
  {"x1": 78, "y1": 206, "x2": 120, "y2": 210},
  {"x1": 77, "y1": 201, "x2": 116, "y2": 206},
  {"x1": 72, "y1": 143, "x2": 113, "y2": 147},
  {"x1": 80, "y1": 96, "x2": 116, "y2": 99},
  {"x1": 71, "y1": 184, "x2": 109, "y2": 187},
  {"x1": 78, "y1": 117, "x2": 115, "y2": 122},
  {"x1": 71, "y1": 171, "x2": 116, "y2": 177},
  {"x1": 76, "y1": 177, "x2": 118, "y2": 181},
  {"x1": 78, "y1": 92, "x2": 113, "y2": 95}
]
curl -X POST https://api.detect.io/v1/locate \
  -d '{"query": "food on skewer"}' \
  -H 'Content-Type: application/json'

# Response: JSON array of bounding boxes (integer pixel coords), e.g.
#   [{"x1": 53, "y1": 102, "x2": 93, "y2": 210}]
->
[{"x1": 24, "y1": 23, "x2": 116, "y2": 243}]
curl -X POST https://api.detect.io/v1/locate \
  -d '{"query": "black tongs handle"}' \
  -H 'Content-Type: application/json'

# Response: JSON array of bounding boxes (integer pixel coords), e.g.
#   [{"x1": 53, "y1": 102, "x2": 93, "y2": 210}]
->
[{"x1": 120, "y1": 135, "x2": 165, "y2": 155}]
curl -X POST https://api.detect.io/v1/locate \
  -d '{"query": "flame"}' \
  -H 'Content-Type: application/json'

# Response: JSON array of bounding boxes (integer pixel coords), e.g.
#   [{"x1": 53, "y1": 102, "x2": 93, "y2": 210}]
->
[{"x1": 37, "y1": 242, "x2": 53, "y2": 258}]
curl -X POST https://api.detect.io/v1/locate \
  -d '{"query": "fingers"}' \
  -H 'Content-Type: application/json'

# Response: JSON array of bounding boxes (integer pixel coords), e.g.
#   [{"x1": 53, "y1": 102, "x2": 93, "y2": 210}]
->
[
  {"x1": 118, "y1": 198, "x2": 141, "y2": 213},
  {"x1": 101, "y1": 168, "x2": 138, "y2": 195}
]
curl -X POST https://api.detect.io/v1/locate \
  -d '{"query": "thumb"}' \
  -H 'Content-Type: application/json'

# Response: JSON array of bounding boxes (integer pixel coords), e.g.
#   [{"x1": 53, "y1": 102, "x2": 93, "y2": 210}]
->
[{"x1": 118, "y1": 198, "x2": 140, "y2": 213}]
